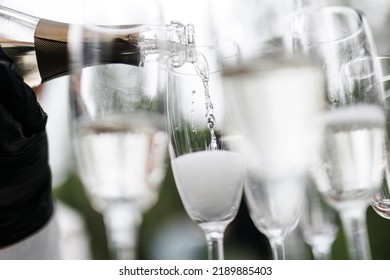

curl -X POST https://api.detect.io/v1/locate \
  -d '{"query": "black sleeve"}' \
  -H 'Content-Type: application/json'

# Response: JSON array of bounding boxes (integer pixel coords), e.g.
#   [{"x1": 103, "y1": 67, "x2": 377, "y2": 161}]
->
[{"x1": 0, "y1": 47, "x2": 53, "y2": 247}]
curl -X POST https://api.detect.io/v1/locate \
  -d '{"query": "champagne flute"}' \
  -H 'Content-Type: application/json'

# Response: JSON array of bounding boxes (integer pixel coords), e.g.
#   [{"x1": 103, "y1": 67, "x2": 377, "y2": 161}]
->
[
  {"x1": 223, "y1": 58, "x2": 324, "y2": 260},
  {"x1": 368, "y1": 56, "x2": 390, "y2": 219},
  {"x1": 209, "y1": 0, "x2": 325, "y2": 260},
  {"x1": 295, "y1": 7, "x2": 386, "y2": 259},
  {"x1": 243, "y1": 172, "x2": 304, "y2": 260},
  {"x1": 166, "y1": 45, "x2": 245, "y2": 260},
  {"x1": 68, "y1": 0, "x2": 169, "y2": 260}
]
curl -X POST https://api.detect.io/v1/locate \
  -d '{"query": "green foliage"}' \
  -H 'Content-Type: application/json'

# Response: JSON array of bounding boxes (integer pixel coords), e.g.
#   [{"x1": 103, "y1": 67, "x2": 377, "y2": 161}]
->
[
  {"x1": 54, "y1": 173, "x2": 109, "y2": 259},
  {"x1": 54, "y1": 171, "x2": 390, "y2": 260}
]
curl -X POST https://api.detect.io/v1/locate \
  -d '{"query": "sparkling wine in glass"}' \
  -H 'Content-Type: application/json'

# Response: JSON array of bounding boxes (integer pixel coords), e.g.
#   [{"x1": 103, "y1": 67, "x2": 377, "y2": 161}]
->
[
  {"x1": 209, "y1": 0, "x2": 325, "y2": 260},
  {"x1": 244, "y1": 172, "x2": 303, "y2": 260},
  {"x1": 222, "y1": 56, "x2": 324, "y2": 260},
  {"x1": 166, "y1": 45, "x2": 245, "y2": 260},
  {"x1": 68, "y1": 0, "x2": 170, "y2": 260}
]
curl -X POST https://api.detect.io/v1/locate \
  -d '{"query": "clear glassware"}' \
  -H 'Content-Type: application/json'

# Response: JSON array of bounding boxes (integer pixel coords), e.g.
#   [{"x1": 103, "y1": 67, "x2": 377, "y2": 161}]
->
[
  {"x1": 209, "y1": 0, "x2": 325, "y2": 260},
  {"x1": 223, "y1": 57, "x2": 325, "y2": 260},
  {"x1": 0, "y1": 4, "x2": 42, "y2": 87},
  {"x1": 166, "y1": 45, "x2": 245, "y2": 260},
  {"x1": 368, "y1": 56, "x2": 390, "y2": 219},
  {"x1": 295, "y1": 7, "x2": 386, "y2": 259},
  {"x1": 300, "y1": 175, "x2": 339, "y2": 260},
  {"x1": 244, "y1": 172, "x2": 304, "y2": 260},
  {"x1": 372, "y1": 167, "x2": 390, "y2": 219},
  {"x1": 67, "y1": 0, "x2": 192, "y2": 260}
]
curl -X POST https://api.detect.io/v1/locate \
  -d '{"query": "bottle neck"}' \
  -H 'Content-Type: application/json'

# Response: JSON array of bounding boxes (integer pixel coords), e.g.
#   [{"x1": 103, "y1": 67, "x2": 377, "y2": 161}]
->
[
  {"x1": 34, "y1": 19, "x2": 69, "y2": 83},
  {"x1": 0, "y1": 5, "x2": 196, "y2": 86},
  {"x1": 35, "y1": 19, "x2": 143, "y2": 83},
  {"x1": 0, "y1": 5, "x2": 39, "y2": 43}
]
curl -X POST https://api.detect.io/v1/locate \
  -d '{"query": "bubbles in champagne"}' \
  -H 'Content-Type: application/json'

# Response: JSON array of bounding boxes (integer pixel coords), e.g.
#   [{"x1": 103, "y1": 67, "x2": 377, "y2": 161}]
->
[
  {"x1": 172, "y1": 47, "x2": 218, "y2": 150},
  {"x1": 191, "y1": 90, "x2": 197, "y2": 135}
]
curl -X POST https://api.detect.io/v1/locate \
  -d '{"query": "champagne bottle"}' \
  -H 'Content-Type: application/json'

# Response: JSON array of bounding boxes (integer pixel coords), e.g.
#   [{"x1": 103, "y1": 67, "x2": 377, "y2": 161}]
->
[{"x1": 0, "y1": 5, "x2": 195, "y2": 87}]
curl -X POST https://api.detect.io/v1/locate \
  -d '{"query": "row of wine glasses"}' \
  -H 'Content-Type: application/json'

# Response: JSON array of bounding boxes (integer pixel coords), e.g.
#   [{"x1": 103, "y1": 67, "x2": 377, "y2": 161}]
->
[
  {"x1": 298, "y1": 7, "x2": 385, "y2": 260},
  {"x1": 66, "y1": 0, "x2": 389, "y2": 260},
  {"x1": 207, "y1": 3, "x2": 386, "y2": 260}
]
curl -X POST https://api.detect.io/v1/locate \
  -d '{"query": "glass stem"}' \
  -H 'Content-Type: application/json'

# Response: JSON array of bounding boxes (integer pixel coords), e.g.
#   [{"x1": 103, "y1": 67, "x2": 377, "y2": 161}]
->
[
  {"x1": 103, "y1": 203, "x2": 142, "y2": 260},
  {"x1": 205, "y1": 232, "x2": 224, "y2": 260},
  {"x1": 268, "y1": 236, "x2": 286, "y2": 260},
  {"x1": 339, "y1": 207, "x2": 371, "y2": 260},
  {"x1": 199, "y1": 222, "x2": 227, "y2": 260}
]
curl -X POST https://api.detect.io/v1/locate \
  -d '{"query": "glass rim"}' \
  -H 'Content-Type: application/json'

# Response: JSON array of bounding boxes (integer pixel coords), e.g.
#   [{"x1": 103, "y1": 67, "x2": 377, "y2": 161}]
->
[{"x1": 302, "y1": 6, "x2": 367, "y2": 46}]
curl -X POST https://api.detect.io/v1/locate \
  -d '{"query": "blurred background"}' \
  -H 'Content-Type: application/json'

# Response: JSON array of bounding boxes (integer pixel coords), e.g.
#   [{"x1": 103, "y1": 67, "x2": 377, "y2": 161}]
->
[{"x1": 2, "y1": 0, "x2": 390, "y2": 259}]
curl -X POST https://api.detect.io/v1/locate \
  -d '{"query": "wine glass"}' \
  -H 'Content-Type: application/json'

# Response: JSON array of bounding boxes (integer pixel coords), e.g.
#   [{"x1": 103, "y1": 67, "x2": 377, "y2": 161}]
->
[
  {"x1": 68, "y1": 0, "x2": 169, "y2": 259},
  {"x1": 295, "y1": 7, "x2": 386, "y2": 259},
  {"x1": 208, "y1": 0, "x2": 325, "y2": 260},
  {"x1": 368, "y1": 56, "x2": 390, "y2": 219},
  {"x1": 299, "y1": 175, "x2": 339, "y2": 260},
  {"x1": 223, "y1": 59, "x2": 325, "y2": 260},
  {"x1": 243, "y1": 172, "x2": 304, "y2": 260},
  {"x1": 166, "y1": 45, "x2": 245, "y2": 260}
]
